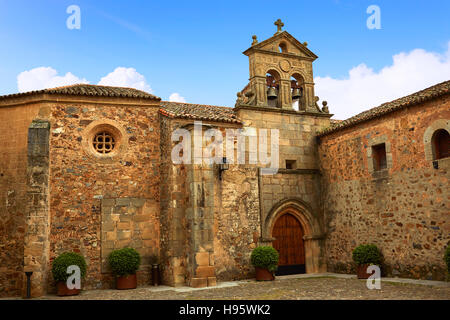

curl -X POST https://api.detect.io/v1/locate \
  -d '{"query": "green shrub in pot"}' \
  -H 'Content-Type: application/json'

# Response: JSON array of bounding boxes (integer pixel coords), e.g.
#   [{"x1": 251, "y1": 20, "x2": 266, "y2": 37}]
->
[
  {"x1": 250, "y1": 246, "x2": 279, "y2": 272},
  {"x1": 108, "y1": 247, "x2": 141, "y2": 277},
  {"x1": 51, "y1": 251, "x2": 87, "y2": 296},
  {"x1": 352, "y1": 244, "x2": 382, "y2": 266},
  {"x1": 52, "y1": 252, "x2": 87, "y2": 283}
]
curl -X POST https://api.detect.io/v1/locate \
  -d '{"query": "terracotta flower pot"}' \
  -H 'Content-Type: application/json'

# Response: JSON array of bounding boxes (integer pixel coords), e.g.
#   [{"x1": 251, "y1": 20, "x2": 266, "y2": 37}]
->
[
  {"x1": 56, "y1": 281, "x2": 80, "y2": 296},
  {"x1": 356, "y1": 264, "x2": 372, "y2": 279},
  {"x1": 255, "y1": 267, "x2": 275, "y2": 281},
  {"x1": 116, "y1": 273, "x2": 137, "y2": 290}
]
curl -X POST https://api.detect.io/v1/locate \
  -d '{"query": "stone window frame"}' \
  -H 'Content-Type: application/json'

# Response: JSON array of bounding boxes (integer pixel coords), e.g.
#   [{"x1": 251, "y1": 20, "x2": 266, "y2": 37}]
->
[
  {"x1": 366, "y1": 134, "x2": 392, "y2": 174},
  {"x1": 423, "y1": 119, "x2": 450, "y2": 161},
  {"x1": 81, "y1": 119, "x2": 128, "y2": 160},
  {"x1": 371, "y1": 143, "x2": 387, "y2": 171}
]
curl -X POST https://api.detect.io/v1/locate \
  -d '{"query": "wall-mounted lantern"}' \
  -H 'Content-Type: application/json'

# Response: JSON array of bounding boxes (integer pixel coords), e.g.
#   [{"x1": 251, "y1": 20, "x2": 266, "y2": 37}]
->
[{"x1": 218, "y1": 157, "x2": 229, "y2": 180}]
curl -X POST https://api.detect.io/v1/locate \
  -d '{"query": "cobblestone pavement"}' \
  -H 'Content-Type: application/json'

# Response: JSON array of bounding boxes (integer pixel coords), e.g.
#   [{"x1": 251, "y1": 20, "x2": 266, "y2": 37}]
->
[{"x1": 36, "y1": 276, "x2": 450, "y2": 300}]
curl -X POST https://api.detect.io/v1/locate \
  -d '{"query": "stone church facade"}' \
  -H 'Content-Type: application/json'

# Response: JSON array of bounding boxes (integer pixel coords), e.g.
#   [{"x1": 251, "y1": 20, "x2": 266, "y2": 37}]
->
[{"x1": 0, "y1": 22, "x2": 448, "y2": 297}]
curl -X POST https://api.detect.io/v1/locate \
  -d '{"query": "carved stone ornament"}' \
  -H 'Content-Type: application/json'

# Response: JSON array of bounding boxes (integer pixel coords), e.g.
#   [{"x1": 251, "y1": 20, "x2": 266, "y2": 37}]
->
[{"x1": 279, "y1": 59, "x2": 291, "y2": 72}]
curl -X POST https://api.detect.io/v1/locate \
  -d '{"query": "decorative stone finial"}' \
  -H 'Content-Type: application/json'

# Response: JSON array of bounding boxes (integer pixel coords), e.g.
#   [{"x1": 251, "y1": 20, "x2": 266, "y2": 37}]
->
[
  {"x1": 252, "y1": 35, "x2": 258, "y2": 45},
  {"x1": 303, "y1": 41, "x2": 308, "y2": 47},
  {"x1": 235, "y1": 92, "x2": 244, "y2": 107},
  {"x1": 314, "y1": 96, "x2": 321, "y2": 112},
  {"x1": 322, "y1": 101, "x2": 329, "y2": 113},
  {"x1": 274, "y1": 19, "x2": 284, "y2": 34}
]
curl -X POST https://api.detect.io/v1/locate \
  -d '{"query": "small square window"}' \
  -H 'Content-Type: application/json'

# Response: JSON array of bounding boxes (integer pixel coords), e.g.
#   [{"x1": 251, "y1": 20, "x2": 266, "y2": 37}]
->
[
  {"x1": 285, "y1": 160, "x2": 296, "y2": 170},
  {"x1": 372, "y1": 143, "x2": 387, "y2": 171}
]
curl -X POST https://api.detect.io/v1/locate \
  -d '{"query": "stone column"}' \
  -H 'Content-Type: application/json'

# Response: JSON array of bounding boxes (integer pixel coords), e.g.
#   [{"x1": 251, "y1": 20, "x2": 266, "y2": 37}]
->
[
  {"x1": 252, "y1": 76, "x2": 267, "y2": 107},
  {"x1": 303, "y1": 235, "x2": 327, "y2": 273},
  {"x1": 22, "y1": 120, "x2": 50, "y2": 297},
  {"x1": 159, "y1": 120, "x2": 188, "y2": 287},
  {"x1": 304, "y1": 82, "x2": 315, "y2": 112},
  {"x1": 186, "y1": 163, "x2": 216, "y2": 288},
  {"x1": 279, "y1": 79, "x2": 293, "y2": 110}
]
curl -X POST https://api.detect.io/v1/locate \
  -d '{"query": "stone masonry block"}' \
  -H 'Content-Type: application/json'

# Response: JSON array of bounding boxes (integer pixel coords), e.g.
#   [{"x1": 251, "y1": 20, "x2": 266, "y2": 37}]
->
[
  {"x1": 207, "y1": 277, "x2": 217, "y2": 287},
  {"x1": 115, "y1": 198, "x2": 131, "y2": 207},
  {"x1": 195, "y1": 252, "x2": 210, "y2": 266},
  {"x1": 117, "y1": 221, "x2": 131, "y2": 230},
  {"x1": 102, "y1": 198, "x2": 116, "y2": 207},
  {"x1": 195, "y1": 266, "x2": 215, "y2": 278},
  {"x1": 130, "y1": 198, "x2": 146, "y2": 207},
  {"x1": 190, "y1": 277, "x2": 208, "y2": 288},
  {"x1": 117, "y1": 230, "x2": 131, "y2": 240}
]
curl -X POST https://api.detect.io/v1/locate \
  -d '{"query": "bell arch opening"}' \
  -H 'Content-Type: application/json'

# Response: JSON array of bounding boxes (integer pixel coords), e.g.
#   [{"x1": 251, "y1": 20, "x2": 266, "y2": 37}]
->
[
  {"x1": 291, "y1": 73, "x2": 305, "y2": 111},
  {"x1": 266, "y1": 69, "x2": 280, "y2": 108}
]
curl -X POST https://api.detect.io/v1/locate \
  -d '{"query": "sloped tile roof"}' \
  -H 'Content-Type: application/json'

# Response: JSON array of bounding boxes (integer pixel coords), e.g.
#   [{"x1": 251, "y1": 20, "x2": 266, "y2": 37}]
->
[
  {"x1": 330, "y1": 119, "x2": 343, "y2": 125},
  {"x1": 160, "y1": 101, "x2": 241, "y2": 124},
  {"x1": 0, "y1": 84, "x2": 160, "y2": 100},
  {"x1": 318, "y1": 80, "x2": 450, "y2": 136}
]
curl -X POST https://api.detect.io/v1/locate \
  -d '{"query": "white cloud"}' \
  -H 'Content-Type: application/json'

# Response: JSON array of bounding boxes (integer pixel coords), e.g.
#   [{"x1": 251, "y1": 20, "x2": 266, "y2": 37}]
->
[
  {"x1": 314, "y1": 42, "x2": 450, "y2": 120},
  {"x1": 168, "y1": 92, "x2": 186, "y2": 103},
  {"x1": 17, "y1": 67, "x2": 88, "y2": 92},
  {"x1": 98, "y1": 67, "x2": 152, "y2": 92}
]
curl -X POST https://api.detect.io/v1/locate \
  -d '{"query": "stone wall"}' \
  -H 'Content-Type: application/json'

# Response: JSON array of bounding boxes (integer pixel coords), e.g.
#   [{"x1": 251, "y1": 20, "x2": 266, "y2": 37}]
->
[
  {"x1": 0, "y1": 100, "x2": 42, "y2": 297},
  {"x1": 235, "y1": 107, "x2": 330, "y2": 170},
  {"x1": 213, "y1": 164, "x2": 260, "y2": 281},
  {"x1": 46, "y1": 100, "x2": 161, "y2": 292},
  {"x1": 159, "y1": 119, "x2": 262, "y2": 285},
  {"x1": 231, "y1": 107, "x2": 331, "y2": 274},
  {"x1": 100, "y1": 197, "x2": 159, "y2": 272},
  {"x1": 318, "y1": 96, "x2": 450, "y2": 280}
]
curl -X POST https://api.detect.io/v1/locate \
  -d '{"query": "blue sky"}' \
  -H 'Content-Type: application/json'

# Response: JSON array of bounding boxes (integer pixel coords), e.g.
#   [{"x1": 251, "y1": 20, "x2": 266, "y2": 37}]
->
[{"x1": 0, "y1": 0, "x2": 449, "y2": 119}]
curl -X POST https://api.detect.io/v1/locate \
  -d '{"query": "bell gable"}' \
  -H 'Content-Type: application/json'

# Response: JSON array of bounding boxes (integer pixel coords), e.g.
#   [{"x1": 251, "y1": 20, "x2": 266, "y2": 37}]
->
[{"x1": 243, "y1": 31, "x2": 318, "y2": 61}]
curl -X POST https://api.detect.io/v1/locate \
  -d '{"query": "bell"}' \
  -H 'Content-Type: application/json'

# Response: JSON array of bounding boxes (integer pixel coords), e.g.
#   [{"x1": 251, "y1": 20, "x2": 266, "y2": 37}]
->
[
  {"x1": 292, "y1": 88, "x2": 301, "y2": 99},
  {"x1": 267, "y1": 87, "x2": 277, "y2": 100}
]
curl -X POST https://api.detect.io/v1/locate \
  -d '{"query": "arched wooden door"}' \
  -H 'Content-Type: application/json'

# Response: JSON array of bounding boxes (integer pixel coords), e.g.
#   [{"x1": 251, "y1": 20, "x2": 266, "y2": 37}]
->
[{"x1": 272, "y1": 213, "x2": 306, "y2": 275}]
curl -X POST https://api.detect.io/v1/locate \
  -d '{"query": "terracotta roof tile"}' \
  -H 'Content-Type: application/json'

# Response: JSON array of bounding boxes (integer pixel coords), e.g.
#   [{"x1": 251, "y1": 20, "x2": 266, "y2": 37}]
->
[
  {"x1": 330, "y1": 119, "x2": 343, "y2": 125},
  {"x1": 0, "y1": 84, "x2": 160, "y2": 100},
  {"x1": 318, "y1": 80, "x2": 450, "y2": 136},
  {"x1": 160, "y1": 101, "x2": 241, "y2": 124}
]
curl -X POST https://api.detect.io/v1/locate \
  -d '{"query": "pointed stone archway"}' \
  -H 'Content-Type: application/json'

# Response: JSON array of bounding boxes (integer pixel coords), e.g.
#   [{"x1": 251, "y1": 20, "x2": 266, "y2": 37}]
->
[
  {"x1": 261, "y1": 198, "x2": 326, "y2": 274},
  {"x1": 272, "y1": 212, "x2": 306, "y2": 275}
]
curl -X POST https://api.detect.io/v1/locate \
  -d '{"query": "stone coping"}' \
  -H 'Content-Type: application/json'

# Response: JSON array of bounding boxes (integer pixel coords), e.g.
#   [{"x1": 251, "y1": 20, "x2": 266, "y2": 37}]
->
[{"x1": 234, "y1": 104, "x2": 333, "y2": 118}]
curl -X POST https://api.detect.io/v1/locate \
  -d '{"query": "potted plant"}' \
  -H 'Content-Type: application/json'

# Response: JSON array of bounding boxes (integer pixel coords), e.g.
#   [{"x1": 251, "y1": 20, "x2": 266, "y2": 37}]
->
[
  {"x1": 251, "y1": 246, "x2": 279, "y2": 281},
  {"x1": 444, "y1": 245, "x2": 450, "y2": 281},
  {"x1": 352, "y1": 244, "x2": 382, "y2": 279},
  {"x1": 149, "y1": 254, "x2": 160, "y2": 286},
  {"x1": 51, "y1": 252, "x2": 87, "y2": 296},
  {"x1": 108, "y1": 247, "x2": 141, "y2": 289}
]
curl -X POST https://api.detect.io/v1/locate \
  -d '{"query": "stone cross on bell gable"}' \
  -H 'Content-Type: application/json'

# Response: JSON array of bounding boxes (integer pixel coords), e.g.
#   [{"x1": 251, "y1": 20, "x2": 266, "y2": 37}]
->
[{"x1": 274, "y1": 19, "x2": 284, "y2": 34}]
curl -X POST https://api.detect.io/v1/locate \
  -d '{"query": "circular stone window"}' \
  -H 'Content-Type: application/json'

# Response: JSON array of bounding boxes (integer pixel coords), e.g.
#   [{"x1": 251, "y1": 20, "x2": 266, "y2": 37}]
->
[
  {"x1": 82, "y1": 120, "x2": 127, "y2": 158},
  {"x1": 93, "y1": 131, "x2": 116, "y2": 154}
]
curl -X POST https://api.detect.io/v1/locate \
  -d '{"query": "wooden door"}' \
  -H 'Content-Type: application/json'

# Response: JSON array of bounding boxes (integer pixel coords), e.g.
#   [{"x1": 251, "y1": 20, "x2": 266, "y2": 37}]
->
[{"x1": 272, "y1": 213, "x2": 305, "y2": 275}]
